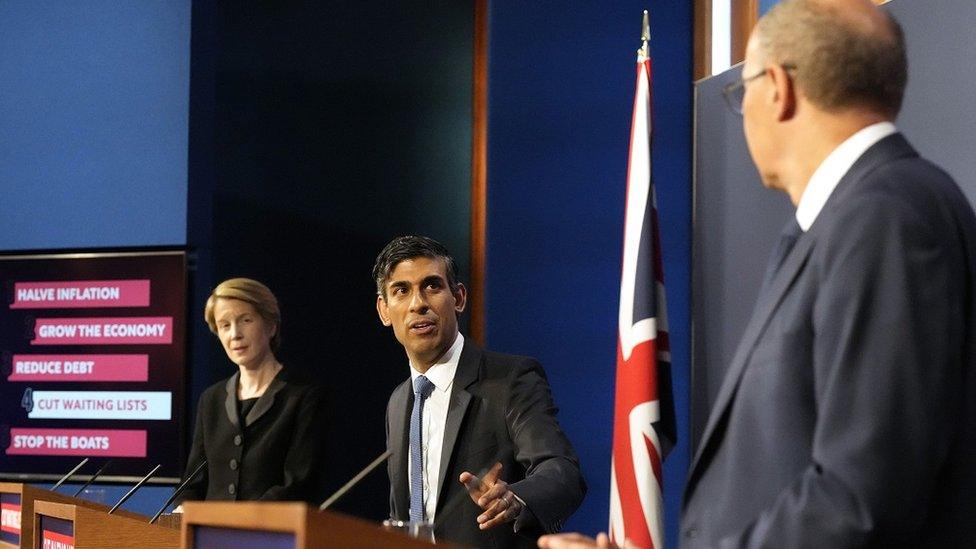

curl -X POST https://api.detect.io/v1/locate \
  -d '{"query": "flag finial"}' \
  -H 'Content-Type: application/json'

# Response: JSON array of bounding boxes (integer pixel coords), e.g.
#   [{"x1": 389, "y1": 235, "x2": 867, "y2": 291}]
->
[{"x1": 638, "y1": 10, "x2": 650, "y2": 60}]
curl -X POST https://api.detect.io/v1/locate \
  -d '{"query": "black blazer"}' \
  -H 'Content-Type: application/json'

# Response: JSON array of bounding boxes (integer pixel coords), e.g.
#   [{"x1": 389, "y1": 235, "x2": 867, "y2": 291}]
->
[
  {"x1": 386, "y1": 341, "x2": 586, "y2": 548},
  {"x1": 179, "y1": 370, "x2": 325, "y2": 504},
  {"x1": 681, "y1": 134, "x2": 976, "y2": 547}
]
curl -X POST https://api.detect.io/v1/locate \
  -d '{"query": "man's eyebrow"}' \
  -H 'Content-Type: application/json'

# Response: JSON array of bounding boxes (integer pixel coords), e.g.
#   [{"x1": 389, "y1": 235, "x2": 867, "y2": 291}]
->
[{"x1": 422, "y1": 275, "x2": 445, "y2": 285}]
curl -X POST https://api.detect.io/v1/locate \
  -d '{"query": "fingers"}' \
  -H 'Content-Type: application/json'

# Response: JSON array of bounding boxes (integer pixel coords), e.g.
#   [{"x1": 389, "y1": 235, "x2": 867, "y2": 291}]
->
[
  {"x1": 595, "y1": 533, "x2": 617, "y2": 548},
  {"x1": 536, "y1": 532, "x2": 621, "y2": 549},
  {"x1": 460, "y1": 461, "x2": 505, "y2": 503},
  {"x1": 537, "y1": 533, "x2": 601, "y2": 548},
  {"x1": 460, "y1": 461, "x2": 515, "y2": 529},
  {"x1": 477, "y1": 491, "x2": 521, "y2": 530},
  {"x1": 476, "y1": 479, "x2": 509, "y2": 507},
  {"x1": 482, "y1": 461, "x2": 503, "y2": 485},
  {"x1": 460, "y1": 471, "x2": 483, "y2": 503}
]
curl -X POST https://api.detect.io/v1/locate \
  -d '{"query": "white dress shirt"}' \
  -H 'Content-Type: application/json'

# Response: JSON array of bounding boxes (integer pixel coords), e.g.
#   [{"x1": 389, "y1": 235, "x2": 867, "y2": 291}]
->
[
  {"x1": 408, "y1": 332, "x2": 464, "y2": 521},
  {"x1": 795, "y1": 121, "x2": 897, "y2": 231}
]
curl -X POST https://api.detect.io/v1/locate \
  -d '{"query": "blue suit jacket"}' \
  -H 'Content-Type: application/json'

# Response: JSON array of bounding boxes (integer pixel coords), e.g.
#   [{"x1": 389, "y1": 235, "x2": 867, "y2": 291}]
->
[{"x1": 681, "y1": 134, "x2": 976, "y2": 547}]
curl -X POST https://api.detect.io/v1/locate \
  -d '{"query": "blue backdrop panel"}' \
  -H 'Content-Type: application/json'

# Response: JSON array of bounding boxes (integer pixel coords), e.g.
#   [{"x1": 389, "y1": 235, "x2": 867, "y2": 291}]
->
[
  {"x1": 0, "y1": 0, "x2": 191, "y2": 514},
  {"x1": 487, "y1": 2, "x2": 693, "y2": 544},
  {"x1": 0, "y1": 1, "x2": 190, "y2": 250}
]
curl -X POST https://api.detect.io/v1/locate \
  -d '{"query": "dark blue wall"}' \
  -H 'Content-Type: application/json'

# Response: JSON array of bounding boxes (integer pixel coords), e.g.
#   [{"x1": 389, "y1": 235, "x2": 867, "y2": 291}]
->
[
  {"x1": 486, "y1": 2, "x2": 693, "y2": 545},
  {"x1": 0, "y1": 1, "x2": 190, "y2": 250}
]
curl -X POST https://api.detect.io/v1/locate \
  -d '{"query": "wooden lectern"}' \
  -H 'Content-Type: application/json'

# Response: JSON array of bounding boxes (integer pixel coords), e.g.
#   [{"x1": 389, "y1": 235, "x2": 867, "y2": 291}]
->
[
  {"x1": 181, "y1": 501, "x2": 450, "y2": 548},
  {"x1": 32, "y1": 500, "x2": 179, "y2": 549},
  {"x1": 0, "y1": 482, "x2": 146, "y2": 549}
]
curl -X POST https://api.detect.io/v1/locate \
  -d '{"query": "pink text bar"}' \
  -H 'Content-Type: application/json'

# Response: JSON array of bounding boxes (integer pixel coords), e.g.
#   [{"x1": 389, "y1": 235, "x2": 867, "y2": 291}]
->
[
  {"x1": 30, "y1": 317, "x2": 173, "y2": 345},
  {"x1": 10, "y1": 280, "x2": 150, "y2": 309},
  {"x1": 7, "y1": 355, "x2": 148, "y2": 382},
  {"x1": 6, "y1": 428, "x2": 147, "y2": 457}
]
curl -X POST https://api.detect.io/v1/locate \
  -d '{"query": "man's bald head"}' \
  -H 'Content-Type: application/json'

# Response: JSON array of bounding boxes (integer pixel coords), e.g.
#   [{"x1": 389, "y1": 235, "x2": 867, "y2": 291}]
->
[{"x1": 754, "y1": 0, "x2": 907, "y2": 118}]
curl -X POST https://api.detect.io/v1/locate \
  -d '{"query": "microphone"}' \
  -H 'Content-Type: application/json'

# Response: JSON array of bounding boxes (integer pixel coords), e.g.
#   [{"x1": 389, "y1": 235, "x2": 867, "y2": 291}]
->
[
  {"x1": 51, "y1": 458, "x2": 89, "y2": 491},
  {"x1": 108, "y1": 464, "x2": 161, "y2": 514},
  {"x1": 73, "y1": 460, "x2": 113, "y2": 497},
  {"x1": 318, "y1": 450, "x2": 391, "y2": 511},
  {"x1": 148, "y1": 461, "x2": 207, "y2": 524}
]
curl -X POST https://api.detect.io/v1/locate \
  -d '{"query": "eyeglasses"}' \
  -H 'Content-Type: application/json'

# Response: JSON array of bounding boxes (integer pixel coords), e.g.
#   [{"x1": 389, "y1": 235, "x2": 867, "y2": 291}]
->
[{"x1": 721, "y1": 64, "x2": 797, "y2": 115}]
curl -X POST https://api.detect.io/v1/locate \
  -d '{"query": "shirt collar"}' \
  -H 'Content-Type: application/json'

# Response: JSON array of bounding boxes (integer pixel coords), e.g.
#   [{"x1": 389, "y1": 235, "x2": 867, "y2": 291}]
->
[
  {"x1": 795, "y1": 121, "x2": 897, "y2": 231},
  {"x1": 409, "y1": 332, "x2": 464, "y2": 393}
]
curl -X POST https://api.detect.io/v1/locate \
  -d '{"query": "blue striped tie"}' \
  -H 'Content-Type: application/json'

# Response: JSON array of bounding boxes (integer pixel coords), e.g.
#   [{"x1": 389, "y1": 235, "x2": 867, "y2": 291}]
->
[{"x1": 409, "y1": 375, "x2": 435, "y2": 522}]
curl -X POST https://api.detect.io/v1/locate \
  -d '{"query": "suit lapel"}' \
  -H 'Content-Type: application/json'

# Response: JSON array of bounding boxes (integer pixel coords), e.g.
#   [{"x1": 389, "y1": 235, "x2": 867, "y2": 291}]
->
[
  {"x1": 244, "y1": 375, "x2": 285, "y2": 427},
  {"x1": 435, "y1": 341, "x2": 479, "y2": 515},
  {"x1": 685, "y1": 223, "x2": 815, "y2": 505},
  {"x1": 388, "y1": 380, "x2": 412, "y2": 518},
  {"x1": 223, "y1": 373, "x2": 239, "y2": 428}
]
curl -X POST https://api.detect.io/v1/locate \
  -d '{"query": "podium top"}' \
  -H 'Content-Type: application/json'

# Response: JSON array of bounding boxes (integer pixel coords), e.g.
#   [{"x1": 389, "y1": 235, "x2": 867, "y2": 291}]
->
[
  {"x1": 0, "y1": 482, "x2": 145, "y2": 521},
  {"x1": 181, "y1": 501, "x2": 458, "y2": 548},
  {"x1": 33, "y1": 500, "x2": 180, "y2": 549}
]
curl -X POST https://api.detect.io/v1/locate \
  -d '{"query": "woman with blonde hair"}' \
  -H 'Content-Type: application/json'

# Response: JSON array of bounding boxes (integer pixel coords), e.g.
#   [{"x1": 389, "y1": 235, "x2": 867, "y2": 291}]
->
[{"x1": 177, "y1": 278, "x2": 323, "y2": 504}]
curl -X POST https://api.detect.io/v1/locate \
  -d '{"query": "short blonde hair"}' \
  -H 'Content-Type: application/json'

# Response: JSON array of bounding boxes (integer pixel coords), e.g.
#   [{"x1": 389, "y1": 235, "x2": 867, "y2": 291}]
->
[{"x1": 204, "y1": 278, "x2": 281, "y2": 351}]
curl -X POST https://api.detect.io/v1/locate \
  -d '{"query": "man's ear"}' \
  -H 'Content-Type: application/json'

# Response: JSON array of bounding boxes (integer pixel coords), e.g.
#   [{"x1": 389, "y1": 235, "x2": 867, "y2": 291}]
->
[
  {"x1": 769, "y1": 64, "x2": 797, "y2": 121},
  {"x1": 453, "y1": 283, "x2": 468, "y2": 314},
  {"x1": 376, "y1": 295, "x2": 392, "y2": 326}
]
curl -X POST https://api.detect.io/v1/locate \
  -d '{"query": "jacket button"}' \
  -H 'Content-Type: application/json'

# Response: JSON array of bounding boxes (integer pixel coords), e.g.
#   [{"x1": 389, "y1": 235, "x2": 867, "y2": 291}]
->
[
  {"x1": 228, "y1": 483, "x2": 236, "y2": 495},
  {"x1": 233, "y1": 435, "x2": 242, "y2": 446},
  {"x1": 230, "y1": 459, "x2": 238, "y2": 470},
  {"x1": 684, "y1": 528, "x2": 698, "y2": 539}
]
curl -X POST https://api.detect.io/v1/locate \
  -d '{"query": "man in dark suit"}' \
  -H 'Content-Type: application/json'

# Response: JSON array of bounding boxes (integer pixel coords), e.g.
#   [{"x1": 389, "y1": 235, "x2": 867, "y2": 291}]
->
[
  {"x1": 542, "y1": 1, "x2": 976, "y2": 548},
  {"x1": 374, "y1": 235, "x2": 586, "y2": 548},
  {"x1": 679, "y1": 0, "x2": 976, "y2": 547}
]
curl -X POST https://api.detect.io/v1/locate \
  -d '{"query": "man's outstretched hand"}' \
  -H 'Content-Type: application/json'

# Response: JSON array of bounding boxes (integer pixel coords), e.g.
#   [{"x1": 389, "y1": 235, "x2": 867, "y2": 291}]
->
[
  {"x1": 459, "y1": 461, "x2": 524, "y2": 530},
  {"x1": 538, "y1": 532, "x2": 641, "y2": 549}
]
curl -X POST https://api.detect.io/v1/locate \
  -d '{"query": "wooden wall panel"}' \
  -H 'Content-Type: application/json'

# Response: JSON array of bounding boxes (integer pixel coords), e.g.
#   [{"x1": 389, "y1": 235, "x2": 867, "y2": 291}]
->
[{"x1": 470, "y1": 0, "x2": 488, "y2": 344}]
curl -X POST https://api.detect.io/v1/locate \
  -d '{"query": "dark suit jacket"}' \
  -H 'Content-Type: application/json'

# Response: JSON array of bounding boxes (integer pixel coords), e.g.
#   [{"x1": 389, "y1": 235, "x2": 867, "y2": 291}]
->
[
  {"x1": 386, "y1": 341, "x2": 586, "y2": 548},
  {"x1": 179, "y1": 370, "x2": 325, "y2": 504},
  {"x1": 681, "y1": 133, "x2": 976, "y2": 547}
]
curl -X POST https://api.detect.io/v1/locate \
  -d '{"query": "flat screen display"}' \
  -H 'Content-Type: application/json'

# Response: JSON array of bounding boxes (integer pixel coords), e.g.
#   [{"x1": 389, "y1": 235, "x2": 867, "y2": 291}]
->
[{"x1": 0, "y1": 251, "x2": 186, "y2": 483}]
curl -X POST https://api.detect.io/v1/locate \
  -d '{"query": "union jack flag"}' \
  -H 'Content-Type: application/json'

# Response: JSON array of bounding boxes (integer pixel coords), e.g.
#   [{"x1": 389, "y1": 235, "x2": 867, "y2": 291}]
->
[{"x1": 609, "y1": 44, "x2": 676, "y2": 549}]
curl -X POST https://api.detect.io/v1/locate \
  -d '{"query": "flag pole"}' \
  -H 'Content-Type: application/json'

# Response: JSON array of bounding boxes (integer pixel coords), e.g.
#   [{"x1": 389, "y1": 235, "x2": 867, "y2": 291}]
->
[
  {"x1": 609, "y1": 9, "x2": 674, "y2": 548},
  {"x1": 639, "y1": 10, "x2": 650, "y2": 61}
]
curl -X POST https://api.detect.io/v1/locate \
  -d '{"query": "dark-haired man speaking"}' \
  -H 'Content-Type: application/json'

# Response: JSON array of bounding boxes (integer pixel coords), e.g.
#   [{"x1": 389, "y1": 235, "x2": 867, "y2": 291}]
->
[{"x1": 375, "y1": 235, "x2": 585, "y2": 548}]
